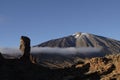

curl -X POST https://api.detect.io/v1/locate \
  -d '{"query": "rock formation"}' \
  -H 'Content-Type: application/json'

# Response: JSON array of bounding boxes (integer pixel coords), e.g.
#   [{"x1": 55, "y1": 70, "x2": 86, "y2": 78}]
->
[
  {"x1": 19, "y1": 36, "x2": 31, "y2": 63},
  {"x1": 0, "y1": 52, "x2": 4, "y2": 64},
  {"x1": 19, "y1": 36, "x2": 36, "y2": 63}
]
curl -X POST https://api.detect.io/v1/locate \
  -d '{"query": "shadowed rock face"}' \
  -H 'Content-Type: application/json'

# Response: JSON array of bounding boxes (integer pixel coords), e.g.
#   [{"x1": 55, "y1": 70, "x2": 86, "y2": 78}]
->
[
  {"x1": 20, "y1": 36, "x2": 31, "y2": 63},
  {"x1": 0, "y1": 52, "x2": 4, "y2": 64},
  {"x1": 19, "y1": 36, "x2": 36, "y2": 63}
]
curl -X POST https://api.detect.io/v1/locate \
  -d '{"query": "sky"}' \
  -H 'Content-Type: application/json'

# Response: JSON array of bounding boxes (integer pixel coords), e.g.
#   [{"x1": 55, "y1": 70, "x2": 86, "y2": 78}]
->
[{"x1": 0, "y1": 0, "x2": 120, "y2": 47}]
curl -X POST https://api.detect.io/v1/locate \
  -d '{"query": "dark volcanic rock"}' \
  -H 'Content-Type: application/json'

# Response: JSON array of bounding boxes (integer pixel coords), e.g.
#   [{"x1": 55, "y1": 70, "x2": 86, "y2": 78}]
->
[
  {"x1": 19, "y1": 36, "x2": 31, "y2": 63},
  {"x1": 0, "y1": 52, "x2": 4, "y2": 64},
  {"x1": 19, "y1": 36, "x2": 36, "y2": 63}
]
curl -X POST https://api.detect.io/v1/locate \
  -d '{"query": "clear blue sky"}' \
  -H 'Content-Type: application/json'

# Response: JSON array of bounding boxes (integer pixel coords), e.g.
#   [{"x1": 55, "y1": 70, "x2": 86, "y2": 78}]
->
[{"x1": 0, "y1": 0, "x2": 120, "y2": 47}]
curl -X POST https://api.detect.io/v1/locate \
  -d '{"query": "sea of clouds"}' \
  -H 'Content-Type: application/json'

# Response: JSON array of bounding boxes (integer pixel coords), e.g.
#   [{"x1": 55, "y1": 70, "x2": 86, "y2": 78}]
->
[{"x1": 0, "y1": 47, "x2": 104, "y2": 59}]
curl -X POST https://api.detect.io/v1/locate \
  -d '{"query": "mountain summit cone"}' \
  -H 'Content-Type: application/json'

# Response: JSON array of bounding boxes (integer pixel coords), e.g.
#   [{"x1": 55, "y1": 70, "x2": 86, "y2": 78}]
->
[{"x1": 35, "y1": 32, "x2": 120, "y2": 54}]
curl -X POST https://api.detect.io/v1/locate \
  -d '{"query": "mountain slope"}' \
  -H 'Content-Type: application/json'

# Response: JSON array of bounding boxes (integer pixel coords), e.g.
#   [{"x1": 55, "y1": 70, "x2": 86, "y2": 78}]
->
[
  {"x1": 33, "y1": 32, "x2": 120, "y2": 68},
  {"x1": 35, "y1": 32, "x2": 120, "y2": 54},
  {"x1": 35, "y1": 35, "x2": 76, "y2": 47}
]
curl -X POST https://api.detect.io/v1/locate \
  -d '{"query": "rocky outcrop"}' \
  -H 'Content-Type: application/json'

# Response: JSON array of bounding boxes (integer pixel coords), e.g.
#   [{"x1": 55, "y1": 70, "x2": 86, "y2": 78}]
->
[
  {"x1": 19, "y1": 36, "x2": 31, "y2": 63},
  {"x1": 73, "y1": 54, "x2": 120, "y2": 80},
  {"x1": 19, "y1": 36, "x2": 36, "y2": 63},
  {"x1": 0, "y1": 52, "x2": 4, "y2": 64}
]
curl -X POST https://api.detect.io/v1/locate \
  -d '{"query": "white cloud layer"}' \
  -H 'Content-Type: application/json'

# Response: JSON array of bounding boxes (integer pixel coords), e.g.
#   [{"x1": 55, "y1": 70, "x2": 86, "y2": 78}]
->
[
  {"x1": 31, "y1": 47, "x2": 102, "y2": 55},
  {"x1": 0, "y1": 47, "x2": 104, "y2": 58}
]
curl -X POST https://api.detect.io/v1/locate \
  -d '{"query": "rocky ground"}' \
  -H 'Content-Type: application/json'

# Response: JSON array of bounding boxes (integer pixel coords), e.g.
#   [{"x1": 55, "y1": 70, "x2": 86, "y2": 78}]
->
[
  {"x1": 74, "y1": 54, "x2": 120, "y2": 80},
  {"x1": 1, "y1": 53, "x2": 120, "y2": 80}
]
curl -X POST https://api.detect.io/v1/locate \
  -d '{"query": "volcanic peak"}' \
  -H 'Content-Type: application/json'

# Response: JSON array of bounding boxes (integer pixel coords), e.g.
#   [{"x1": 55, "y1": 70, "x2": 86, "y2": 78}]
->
[{"x1": 73, "y1": 32, "x2": 90, "y2": 38}]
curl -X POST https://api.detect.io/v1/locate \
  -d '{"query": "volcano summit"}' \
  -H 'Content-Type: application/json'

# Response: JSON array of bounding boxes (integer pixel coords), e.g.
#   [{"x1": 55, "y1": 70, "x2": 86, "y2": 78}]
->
[{"x1": 35, "y1": 32, "x2": 120, "y2": 54}]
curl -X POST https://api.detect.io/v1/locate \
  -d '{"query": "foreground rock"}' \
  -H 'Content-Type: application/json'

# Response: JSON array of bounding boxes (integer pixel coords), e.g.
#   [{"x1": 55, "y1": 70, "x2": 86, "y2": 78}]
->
[
  {"x1": 75, "y1": 54, "x2": 120, "y2": 80},
  {"x1": 0, "y1": 52, "x2": 4, "y2": 64}
]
